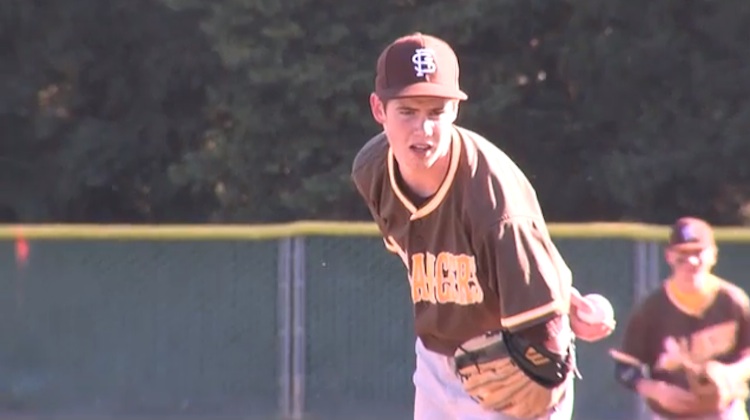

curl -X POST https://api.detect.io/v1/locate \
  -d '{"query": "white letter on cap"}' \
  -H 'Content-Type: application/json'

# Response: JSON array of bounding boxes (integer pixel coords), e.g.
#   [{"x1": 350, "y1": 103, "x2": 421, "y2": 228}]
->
[{"x1": 412, "y1": 48, "x2": 437, "y2": 78}]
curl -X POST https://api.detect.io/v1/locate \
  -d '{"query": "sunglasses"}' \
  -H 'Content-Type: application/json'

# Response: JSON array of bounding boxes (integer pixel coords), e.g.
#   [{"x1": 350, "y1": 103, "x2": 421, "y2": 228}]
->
[{"x1": 671, "y1": 248, "x2": 713, "y2": 265}]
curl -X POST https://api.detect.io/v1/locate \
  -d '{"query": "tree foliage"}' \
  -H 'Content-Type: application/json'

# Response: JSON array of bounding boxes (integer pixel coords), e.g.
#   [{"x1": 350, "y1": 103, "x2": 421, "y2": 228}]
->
[
  {"x1": 1, "y1": 0, "x2": 749, "y2": 224},
  {"x1": 0, "y1": 0, "x2": 222, "y2": 222},
  {"x1": 559, "y1": 0, "x2": 750, "y2": 224}
]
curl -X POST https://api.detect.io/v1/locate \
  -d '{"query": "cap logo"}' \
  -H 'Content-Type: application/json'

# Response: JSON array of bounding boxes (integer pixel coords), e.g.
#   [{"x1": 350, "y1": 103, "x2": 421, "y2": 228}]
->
[
  {"x1": 680, "y1": 225, "x2": 695, "y2": 241},
  {"x1": 411, "y1": 48, "x2": 437, "y2": 78}
]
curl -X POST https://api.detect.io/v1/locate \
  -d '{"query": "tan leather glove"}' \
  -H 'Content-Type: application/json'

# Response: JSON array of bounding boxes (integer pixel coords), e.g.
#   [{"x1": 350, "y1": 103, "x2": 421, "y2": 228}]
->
[{"x1": 454, "y1": 331, "x2": 573, "y2": 419}]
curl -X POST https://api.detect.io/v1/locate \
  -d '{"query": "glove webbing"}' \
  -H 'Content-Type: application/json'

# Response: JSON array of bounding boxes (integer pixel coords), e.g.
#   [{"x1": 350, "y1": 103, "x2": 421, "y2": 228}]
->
[
  {"x1": 502, "y1": 331, "x2": 573, "y2": 389},
  {"x1": 455, "y1": 335, "x2": 510, "y2": 374}
]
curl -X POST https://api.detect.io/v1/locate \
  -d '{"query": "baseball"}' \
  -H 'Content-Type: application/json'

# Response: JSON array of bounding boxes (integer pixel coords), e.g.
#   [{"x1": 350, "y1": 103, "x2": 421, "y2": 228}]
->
[{"x1": 576, "y1": 293, "x2": 615, "y2": 325}]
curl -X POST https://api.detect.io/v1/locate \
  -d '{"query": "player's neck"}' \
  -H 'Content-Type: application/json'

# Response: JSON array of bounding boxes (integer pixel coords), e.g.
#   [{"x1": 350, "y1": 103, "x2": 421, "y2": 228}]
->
[
  {"x1": 669, "y1": 272, "x2": 716, "y2": 294},
  {"x1": 398, "y1": 154, "x2": 451, "y2": 199}
]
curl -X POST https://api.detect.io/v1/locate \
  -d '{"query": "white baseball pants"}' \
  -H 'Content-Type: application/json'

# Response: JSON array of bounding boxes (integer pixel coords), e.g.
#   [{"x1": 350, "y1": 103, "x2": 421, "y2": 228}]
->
[{"x1": 413, "y1": 338, "x2": 575, "y2": 420}]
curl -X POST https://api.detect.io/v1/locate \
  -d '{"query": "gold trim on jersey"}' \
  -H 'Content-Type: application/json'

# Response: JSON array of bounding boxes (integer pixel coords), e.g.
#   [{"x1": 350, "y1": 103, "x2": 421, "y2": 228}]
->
[
  {"x1": 664, "y1": 274, "x2": 721, "y2": 318},
  {"x1": 387, "y1": 129, "x2": 462, "y2": 221},
  {"x1": 501, "y1": 300, "x2": 563, "y2": 330},
  {"x1": 383, "y1": 236, "x2": 408, "y2": 267}
]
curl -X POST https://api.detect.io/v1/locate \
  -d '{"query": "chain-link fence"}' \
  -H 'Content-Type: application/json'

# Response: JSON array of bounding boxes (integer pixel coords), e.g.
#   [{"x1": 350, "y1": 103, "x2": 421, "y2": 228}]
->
[
  {"x1": 0, "y1": 240, "x2": 280, "y2": 419},
  {"x1": 0, "y1": 230, "x2": 748, "y2": 420}
]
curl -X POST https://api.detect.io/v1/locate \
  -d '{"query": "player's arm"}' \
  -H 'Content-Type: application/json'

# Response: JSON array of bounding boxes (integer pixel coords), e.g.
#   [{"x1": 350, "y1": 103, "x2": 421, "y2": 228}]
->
[
  {"x1": 611, "y1": 301, "x2": 723, "y2": 414},
  {"x1": 350, "y1": 150, "x2": 389, "y2": 240},
  {"x1": 350, "y1": 134, "x2": 388, "y2": 222},
  {"x1": 609, "y1": 305, "x2": 654, "y2": 394},
  {"x1": 480, "y1": 217, "x2": 572, "y2": 353},
  {"x1": 450, "y1": 217, "x2": 577, "y2": 417},
  {"x1": 722, "y1": 289, "x2": 750, "y2": 381},
  {"x1": 351, "y1": 170, "x2": 411, "y2": 269},
  {"x1": 350, "y1": 164, "x2": 377, "y2": 222}
]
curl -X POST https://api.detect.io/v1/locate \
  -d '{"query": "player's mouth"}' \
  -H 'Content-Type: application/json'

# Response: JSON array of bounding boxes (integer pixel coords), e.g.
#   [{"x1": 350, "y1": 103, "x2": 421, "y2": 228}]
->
[{"x1": 409, "y1": 143, "x2": 434, "y2": 154}]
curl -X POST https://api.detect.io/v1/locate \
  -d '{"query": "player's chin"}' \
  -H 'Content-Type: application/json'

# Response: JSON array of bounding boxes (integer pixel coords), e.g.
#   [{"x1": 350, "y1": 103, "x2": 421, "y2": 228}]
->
[
  {"x1": 405, "y1": 153, "x2": 437, "y2": 169},
  {"x1": 678, "y1": 265, "x2": 703, "y2": 275}
]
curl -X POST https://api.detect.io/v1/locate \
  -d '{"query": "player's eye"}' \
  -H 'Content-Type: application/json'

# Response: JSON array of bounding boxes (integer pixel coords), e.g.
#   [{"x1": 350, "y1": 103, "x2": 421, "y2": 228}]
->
[
  {"x1": 674, "y1": 250, "x2": 705, "y2": 264},
  {"x1": 431, "y1": 108, "x2": 454, "y2": 119}
]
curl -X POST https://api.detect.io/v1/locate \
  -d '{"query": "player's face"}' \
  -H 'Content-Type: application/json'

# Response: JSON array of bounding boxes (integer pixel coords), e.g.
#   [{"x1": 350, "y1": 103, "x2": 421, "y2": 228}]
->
[
  {"x1": 369, "y1": 94, "x2": 458, "y2": 171},
  {"x1": 666, "y1": 246, "x2": 716, "y2": 278}
]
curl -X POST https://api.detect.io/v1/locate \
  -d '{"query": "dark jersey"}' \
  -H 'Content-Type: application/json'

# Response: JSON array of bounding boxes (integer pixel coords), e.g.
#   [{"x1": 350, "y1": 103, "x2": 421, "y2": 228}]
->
[
  {"x1": 615, "y1": 275, "x2": 750, "y2": 417},
  {"x1": 351, "y1": 125, "x2": 572, "y2": 356}
]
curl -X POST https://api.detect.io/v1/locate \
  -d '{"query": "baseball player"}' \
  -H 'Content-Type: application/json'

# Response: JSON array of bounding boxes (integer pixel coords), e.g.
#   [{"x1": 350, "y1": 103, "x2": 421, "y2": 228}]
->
[
  {"x1": 350, "y1": 32, "x2": 615, "y2": 420},
  {"x1": 611, "y1": 217, "x2": 750, "y2": 419}
]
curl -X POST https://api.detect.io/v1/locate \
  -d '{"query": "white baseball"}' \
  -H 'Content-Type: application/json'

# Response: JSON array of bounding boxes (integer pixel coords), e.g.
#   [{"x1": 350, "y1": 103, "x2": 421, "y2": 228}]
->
[{"x1": 576, "y1": 293, "x2": 614, "y2": 325}]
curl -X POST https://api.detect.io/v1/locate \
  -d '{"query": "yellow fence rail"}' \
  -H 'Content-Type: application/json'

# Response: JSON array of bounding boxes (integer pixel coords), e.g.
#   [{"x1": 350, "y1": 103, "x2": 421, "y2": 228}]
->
[{"x1": 0, "y1": 221, "x2": 749, "y2": 241}]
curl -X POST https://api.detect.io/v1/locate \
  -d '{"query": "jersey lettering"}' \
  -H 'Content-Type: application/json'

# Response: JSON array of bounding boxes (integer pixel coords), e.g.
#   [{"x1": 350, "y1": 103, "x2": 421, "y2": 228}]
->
[
  {"x1": 409, "y1": 252, "x2": 484, "y2": 305},
  {"x1": 655, "y1": 321, "x2": 738, "y2": 371}
]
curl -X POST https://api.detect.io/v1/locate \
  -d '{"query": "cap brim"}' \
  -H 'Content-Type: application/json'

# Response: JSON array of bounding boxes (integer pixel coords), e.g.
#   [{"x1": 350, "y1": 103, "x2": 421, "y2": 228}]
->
[
  {"x1": 669, "y1": 242, "x2": 712, "y2": 251},
  {"x1": 377, "y1": 82, "x2": 468, "y2": 101}
]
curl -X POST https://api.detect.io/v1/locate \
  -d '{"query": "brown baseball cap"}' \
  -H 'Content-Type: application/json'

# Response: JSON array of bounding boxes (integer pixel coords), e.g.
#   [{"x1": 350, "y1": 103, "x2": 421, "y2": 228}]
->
[
  {"x1": 668, "y1": 217, "x2": 716, "y2": 250},
  {"x1": 374, "y1": 32, "x2": 468, "y2": 101}
]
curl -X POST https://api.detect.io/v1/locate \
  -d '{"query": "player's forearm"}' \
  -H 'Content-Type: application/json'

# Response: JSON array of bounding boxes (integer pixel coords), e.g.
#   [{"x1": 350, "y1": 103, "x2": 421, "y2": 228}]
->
[
  {"x1": 634, "y1": 378, "x2": 659, "y2": 399},
  {"x1": 612, "y1": 349, "x2": 651, "y2": 394},
  {"x1": 512, "y1": 314, "x2": 572, "y2": 355}
]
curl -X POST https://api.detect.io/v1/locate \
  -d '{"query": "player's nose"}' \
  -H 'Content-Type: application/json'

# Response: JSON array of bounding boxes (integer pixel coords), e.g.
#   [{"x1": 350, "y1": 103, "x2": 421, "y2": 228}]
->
[{"x1": 417, "y1": 119, "x2": 434, "y2": 136}]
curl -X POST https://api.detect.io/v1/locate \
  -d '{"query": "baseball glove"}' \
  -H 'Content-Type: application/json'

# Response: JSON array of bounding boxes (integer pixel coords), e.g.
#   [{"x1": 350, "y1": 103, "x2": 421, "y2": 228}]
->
[
  {"x1": 684, "y1": 360, "x2": 749, "y2": 413},
  {"x1": 453, "y1": 330, "x2": 575, "y2": 419}
]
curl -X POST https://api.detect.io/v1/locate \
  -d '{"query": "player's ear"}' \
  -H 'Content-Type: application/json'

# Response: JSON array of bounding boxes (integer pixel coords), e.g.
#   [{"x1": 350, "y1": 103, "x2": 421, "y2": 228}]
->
[
  {"x1": 370, "y1": 93, "x2": 386, "y2": 124},
  {"x1": 707, "y1": 245, "x2": 719, "y2": 268},
  {"x1": 664, "y1": 248, "x2": 676, "y2": 265}
]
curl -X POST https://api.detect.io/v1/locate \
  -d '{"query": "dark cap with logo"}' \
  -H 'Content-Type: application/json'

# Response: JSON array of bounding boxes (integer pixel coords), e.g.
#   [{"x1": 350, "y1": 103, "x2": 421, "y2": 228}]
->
[
  {"x1": 668, "y1": 217, "x2": 715, "y2": 250},
  {"x1": 374, "y1": 32, "x2": 468, "y2": 101}
]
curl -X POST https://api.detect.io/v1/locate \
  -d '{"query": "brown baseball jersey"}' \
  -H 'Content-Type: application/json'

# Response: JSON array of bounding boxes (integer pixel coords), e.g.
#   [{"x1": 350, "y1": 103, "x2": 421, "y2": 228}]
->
[
  {"x1": 615, "y1": 275, "x2": 750, "y2": 417},
  {"x1": 351, "y1": 125, "x2": 572, "y2": 356}
]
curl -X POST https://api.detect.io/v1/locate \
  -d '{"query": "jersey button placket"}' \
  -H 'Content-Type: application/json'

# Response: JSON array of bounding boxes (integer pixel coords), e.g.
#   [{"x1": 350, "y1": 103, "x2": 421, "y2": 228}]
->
[{"x1": 411, "y1": 219, "x2": 425, "y2": 250}]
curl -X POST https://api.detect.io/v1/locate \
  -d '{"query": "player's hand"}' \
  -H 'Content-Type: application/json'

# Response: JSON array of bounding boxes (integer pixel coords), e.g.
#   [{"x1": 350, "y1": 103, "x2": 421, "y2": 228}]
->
[
  {"x1": 569, "y1": 297, "x2": 615, "y2": 342},
  {"x1": 639, "y1": 380, "x2": 701, "y2": 415},
  {"x1": 688, "y1": 361, "x2": 743, "y2": 412},
  {"x1": 570, "y1": 313, "x2": 614, "y2": 342}
]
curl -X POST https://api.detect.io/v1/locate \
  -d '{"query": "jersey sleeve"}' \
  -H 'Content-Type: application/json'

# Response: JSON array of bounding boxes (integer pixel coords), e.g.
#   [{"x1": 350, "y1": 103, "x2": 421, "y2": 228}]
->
[
  {"x1": 479, "y1": 216, "x2": 572, "y2": 332},
  {"x1": 350, "y1": 139, "x2": 404, "y2": 261},
  {"x1": 352, "y1": 176, "x2": 405, "y2": 264},
  {"x1": 612, "y1": 302, "x2": 652, "y2": 366},
  {"x1": 351, "y1": 173, "x2": 379, "y2": 224},
  {"x1": 351, "y1": 137, "x2": 385, "y2": 232},
  {"x1": 610, "y1": 301, "x2": 655, "y2": 392},
  {"x1": 351, "y1": 133, "x2": 391, "y2": 208},
  {"x1": 732, "y1": 288, "x2": 750, "y2": 356},
  {"x1": 351, "y1": 170, "x2": 388, "y2": 239}
]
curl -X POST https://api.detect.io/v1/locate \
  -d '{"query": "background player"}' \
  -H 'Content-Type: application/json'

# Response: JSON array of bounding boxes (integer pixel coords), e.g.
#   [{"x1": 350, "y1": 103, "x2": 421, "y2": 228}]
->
[
  {"x1": 611, "y1": 217, "x2": 750, "y2": 419},
  {"x1": 351, "y1": 32, "x2": 615, "y2": 420}
]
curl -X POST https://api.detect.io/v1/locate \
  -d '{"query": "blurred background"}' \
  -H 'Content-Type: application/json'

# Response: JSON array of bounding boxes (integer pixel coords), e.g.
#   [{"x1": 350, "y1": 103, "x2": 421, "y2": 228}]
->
[{"x1": 1, "y1": 0, "x2": 750, "y2": 418}]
